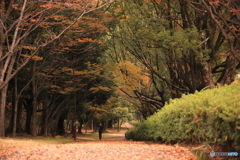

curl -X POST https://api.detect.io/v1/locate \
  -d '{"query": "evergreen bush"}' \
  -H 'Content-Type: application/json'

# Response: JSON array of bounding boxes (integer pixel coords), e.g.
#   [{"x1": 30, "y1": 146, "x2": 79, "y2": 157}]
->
[
  {"x1": 125, "y1": 82, "x2": 240, "y2": 151},
  {"x1": 128, "y1": 120, "x2": 141, "y2": 127}
]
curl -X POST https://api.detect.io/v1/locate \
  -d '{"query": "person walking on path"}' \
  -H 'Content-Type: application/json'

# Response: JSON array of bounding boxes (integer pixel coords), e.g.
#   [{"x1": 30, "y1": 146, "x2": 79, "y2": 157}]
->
[{"x1": 98, "y1": 123, "x2": 104, "y2": 140}]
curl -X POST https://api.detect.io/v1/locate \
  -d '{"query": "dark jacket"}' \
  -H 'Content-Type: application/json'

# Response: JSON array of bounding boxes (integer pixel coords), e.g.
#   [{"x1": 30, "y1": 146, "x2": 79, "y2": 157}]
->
[{"x1": 98, "y1": 125, "x2": 103, "y2": 133}]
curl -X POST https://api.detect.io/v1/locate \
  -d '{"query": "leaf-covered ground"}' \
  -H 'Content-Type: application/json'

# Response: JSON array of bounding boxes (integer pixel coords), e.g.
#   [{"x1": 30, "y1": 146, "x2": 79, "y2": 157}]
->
[{"x1": 0, "y1": 137, "x2": 197, "y2": 160}]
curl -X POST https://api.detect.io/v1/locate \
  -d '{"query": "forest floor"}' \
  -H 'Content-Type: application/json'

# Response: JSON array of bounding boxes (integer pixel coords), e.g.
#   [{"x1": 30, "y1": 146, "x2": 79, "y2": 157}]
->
[{"x1": 0, "y1": 123, "x2": 238, "y2": 160}]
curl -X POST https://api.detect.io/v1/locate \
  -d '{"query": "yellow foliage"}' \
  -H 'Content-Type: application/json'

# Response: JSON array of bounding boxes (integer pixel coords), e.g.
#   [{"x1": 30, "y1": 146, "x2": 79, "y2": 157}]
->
[
  {"x1": 90, "y1": 86, "x2": 111, "y2": 93},
  {"x1": 40, "y1": 3, "x2": 54, "y2": 8},
  {"x1": 32, "y1": 56, "x2": 43, "y2": 61},
  {"x1": 106, "y1": 97, "x2": 116, "y2": 103},
  {"x1": 112, "y1": 60, "x2": 150, "y2": 96},
  {"x1": 42, "y1": 34, "x2": 57, "y2": 37},
  {"x1": 59, "y1": 91, "x2": 67, "y2": 94},
  {"x1": 30, "y1": 19, "x2": 41, "y2": 22},
  {"x1": 22, "y1": 46, "x2": 36, "y2": 50},
  {"x1": 50, "y1": 85, "x2": 61, "y2": 89},
  {"x1": 65, "y1": 87, "x2": 74, "y2": 92},
  {"x1": 37, "y1": 73, "x2": 47, "y2": 77},
  {"x1": 21, "y1": 54, "x2": 30, "y2": 58},
  {"x1": 61, "y1": 67, "x2": 72, "y2": 72},
  {"x1": 76, "y1": 38, "x2": 99, "y2": 43},
  {"x1": 74, "y1": 71, "x2": 87, "y2": 75}
]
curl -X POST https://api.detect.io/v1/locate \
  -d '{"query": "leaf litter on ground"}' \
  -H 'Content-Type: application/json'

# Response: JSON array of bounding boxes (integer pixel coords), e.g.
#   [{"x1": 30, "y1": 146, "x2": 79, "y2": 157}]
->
[{"x1": 0, "y1": 137, "x2": 197, "y2": 160}]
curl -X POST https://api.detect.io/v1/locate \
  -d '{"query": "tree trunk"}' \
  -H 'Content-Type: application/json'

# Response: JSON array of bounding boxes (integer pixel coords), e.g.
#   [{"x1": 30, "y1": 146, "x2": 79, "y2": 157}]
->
[
  {"x1": 30, "y1": 96, "x2": 37, "y2": 136},
  {"x1": 0, "y1": 3, "x2": 5, "y2": 137},
  {"x1": 40, "y1": 96, "x2": 52, "y2": 136},
  {"x1": 41, "y1": 107, "x2": 48, "y2": 137},
  {"x1": 12, "y1": 76, "x2": 18, "y2": 137},
  {"x1": 53, "y1": 113, "x2": 65, "y2": 137},
  {"x1": 48, "y1": 98, "x2": 68, "y2": 137},
  {"x1": 78, "y1": 119, "x2": 83, "y2": 134},
  {"x1": 57, "y1": 116, "x2": 65, "y2": 136},
  {"x1": 0, "y1": 85, "x2": 9, "y2": 137},
  {"x1": 71, "y1": 119, "x2": 74, "y2": 134},
  {"x1": 91, "y1": 119, "x2": 93, "y2": 130},
  {"x1": 218, "y1": 55, "x2": 236, "y2": 85},
  {"x1": 108, "y1": 119, "x2": 113, "y2": 128},
  {"x1": 117, "y1": 117, "x2": 120, "y2": 132},
  {"x1": 199, "y1": 63, "x2": 215, "y2": 90},
  {"x1": 50, "y1": 120, "x2": 57, "y2": 137},
  {"x1": 6, "y1": 84, "x2": 15, "y2": 136},
  {"x1": 67, "y1": 120, "x2": 71, "y2": 133},
  {"x1": 31, "y1": 61, "x2": 37, "y2": 136},
  {"x1": 24, "y1": 97, "x2": 33, "y2": 134},
  {"x1": 16, "y1": 98, "x2": 23, "y2": 132}
]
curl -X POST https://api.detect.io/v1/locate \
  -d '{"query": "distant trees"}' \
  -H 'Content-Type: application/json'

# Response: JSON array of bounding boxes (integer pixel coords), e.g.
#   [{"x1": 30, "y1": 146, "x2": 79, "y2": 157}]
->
[{"x1": 113, "y1": 101, "x2": 133, "y2": 132}]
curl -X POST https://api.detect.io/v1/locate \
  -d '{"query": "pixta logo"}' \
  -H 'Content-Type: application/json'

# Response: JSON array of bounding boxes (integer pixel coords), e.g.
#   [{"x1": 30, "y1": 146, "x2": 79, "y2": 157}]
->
[
  {"x1": 210, "y1": 151, "x2": 238, "y2": 157},
  {"x1": 210, "y1": 152, "x2": 215, "y2": 157}
]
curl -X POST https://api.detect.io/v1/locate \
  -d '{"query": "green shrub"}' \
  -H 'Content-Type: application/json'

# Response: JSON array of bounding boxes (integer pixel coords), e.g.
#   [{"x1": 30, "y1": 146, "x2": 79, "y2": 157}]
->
[
  {"x1": 125, "y1": 122, "x2": 155, "y2": 141},
  {"x1": 128, "y1": 120, "x2": 141, "y2": 127},
  {"x1": 125, "y1": 83, "x2": 240, "y2": 151}
]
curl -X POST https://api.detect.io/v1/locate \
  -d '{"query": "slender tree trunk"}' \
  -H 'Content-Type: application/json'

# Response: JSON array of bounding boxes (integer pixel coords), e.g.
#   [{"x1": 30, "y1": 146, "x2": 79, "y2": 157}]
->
[
  {"x1": 57, "y1": 116, "x2": 65, "y2": 136},
  {"x1": 47, "y1": 98, "x2": 68, "y2": 136},
  {"x1": 12, "y1": 100, "x2": 19, "y2": 137},
  {"x1": 91, "y1": 119, "x2": 93, "y2": 130},
  {"x1": 117, "y1": 117, "x2": 120, "y2": 132},
  {"x1": 44, "y1": 109, "x2": 48, "y2": 136},
  {"x1": 51, "y1": 113, "x2": 65, "y2": 137},
  {"x1": 78, "y1": 119, "x2": 83, "y2": 134},
  {"x1": 0, "y1": 48, "x2": 16, "y2": 137},
  {"x1": 31, "y1": 95, "x2": 37, "y2": 136},
  {"x1": 71, "y1": 119, "x2": 74, "y2": 133},
  {"x1": 16, "y1": 98, "x2": 23, "y2": 132},
  {"x1": 0, "y1": 2, "x2": 5, "y2": 137},
  {"x1": 6, "y1": 85, "x2": 15, "y2": 136},
  {"x1": 12, "y1": 76, "x2": 19, "y2": 137},
  {"x1": 0, "y1": 85, "x2": 8, "y2": 137},
  {"x1": 108, "y1": 119, "x2": 113, "y2": 128},
  {"x1": 0, "y1": 1, "x2": 5, "y2": 137},
  {"x1": 41, "y1": 107, "x2": 48, "y2": 137},
  {"x1": 31, "y1": 61, "x2": 37, "y2": 136},
  {"x1": 40, "y1": 95, "x2": 52, "y2": 136},
  {"x1": 24, "y1": 97, "x2": 33, "y2": 134},
  {"x1": 78, "y1": 123, "x2": 82, "y2": 134},
  {"x1": 67, "y1": 120, "x2": 72, "y2": 133},
  {"x1": 50, "y1": 120, "x2": 57, "y2": 137}
]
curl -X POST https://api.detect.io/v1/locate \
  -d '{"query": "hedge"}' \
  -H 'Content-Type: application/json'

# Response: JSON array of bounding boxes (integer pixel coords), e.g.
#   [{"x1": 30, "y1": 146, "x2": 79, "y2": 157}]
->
[{"x1": 125, "y1": 82, "x2": 240, "y2": 151}]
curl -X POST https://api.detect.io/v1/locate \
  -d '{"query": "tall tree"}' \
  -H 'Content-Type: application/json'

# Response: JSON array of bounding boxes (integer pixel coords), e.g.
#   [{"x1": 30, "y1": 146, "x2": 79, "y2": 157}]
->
[{"x1": 0, "y1": 0, "x2": 115, "y2": 137}]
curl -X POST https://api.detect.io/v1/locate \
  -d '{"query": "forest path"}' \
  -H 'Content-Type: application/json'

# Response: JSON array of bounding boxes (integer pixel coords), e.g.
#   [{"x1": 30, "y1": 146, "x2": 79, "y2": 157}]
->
[
  {"x1": 0, "y1": 137, "x2": 197, "y2": 160},
  {"x1": 0, "y1": 123, "x2": 198, "y2": 160},
  {"x1": 123, "y1": 122, "x2": 136, "y2": 130}
]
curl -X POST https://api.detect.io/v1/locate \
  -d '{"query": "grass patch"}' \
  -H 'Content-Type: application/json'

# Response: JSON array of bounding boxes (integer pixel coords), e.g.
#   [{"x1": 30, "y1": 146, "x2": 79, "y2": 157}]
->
[{"x1": 77, "y1": 132, "x2": 124, "y2": 141}]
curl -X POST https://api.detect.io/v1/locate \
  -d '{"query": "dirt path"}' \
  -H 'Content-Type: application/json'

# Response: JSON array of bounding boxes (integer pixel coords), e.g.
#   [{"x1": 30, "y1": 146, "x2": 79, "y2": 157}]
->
[
  {"x1": 123, "y1": 122, "x2": 136, "y2": 130},
  {"x1": 0, "y1": 137, "x2": 197, "y2": 160}
]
